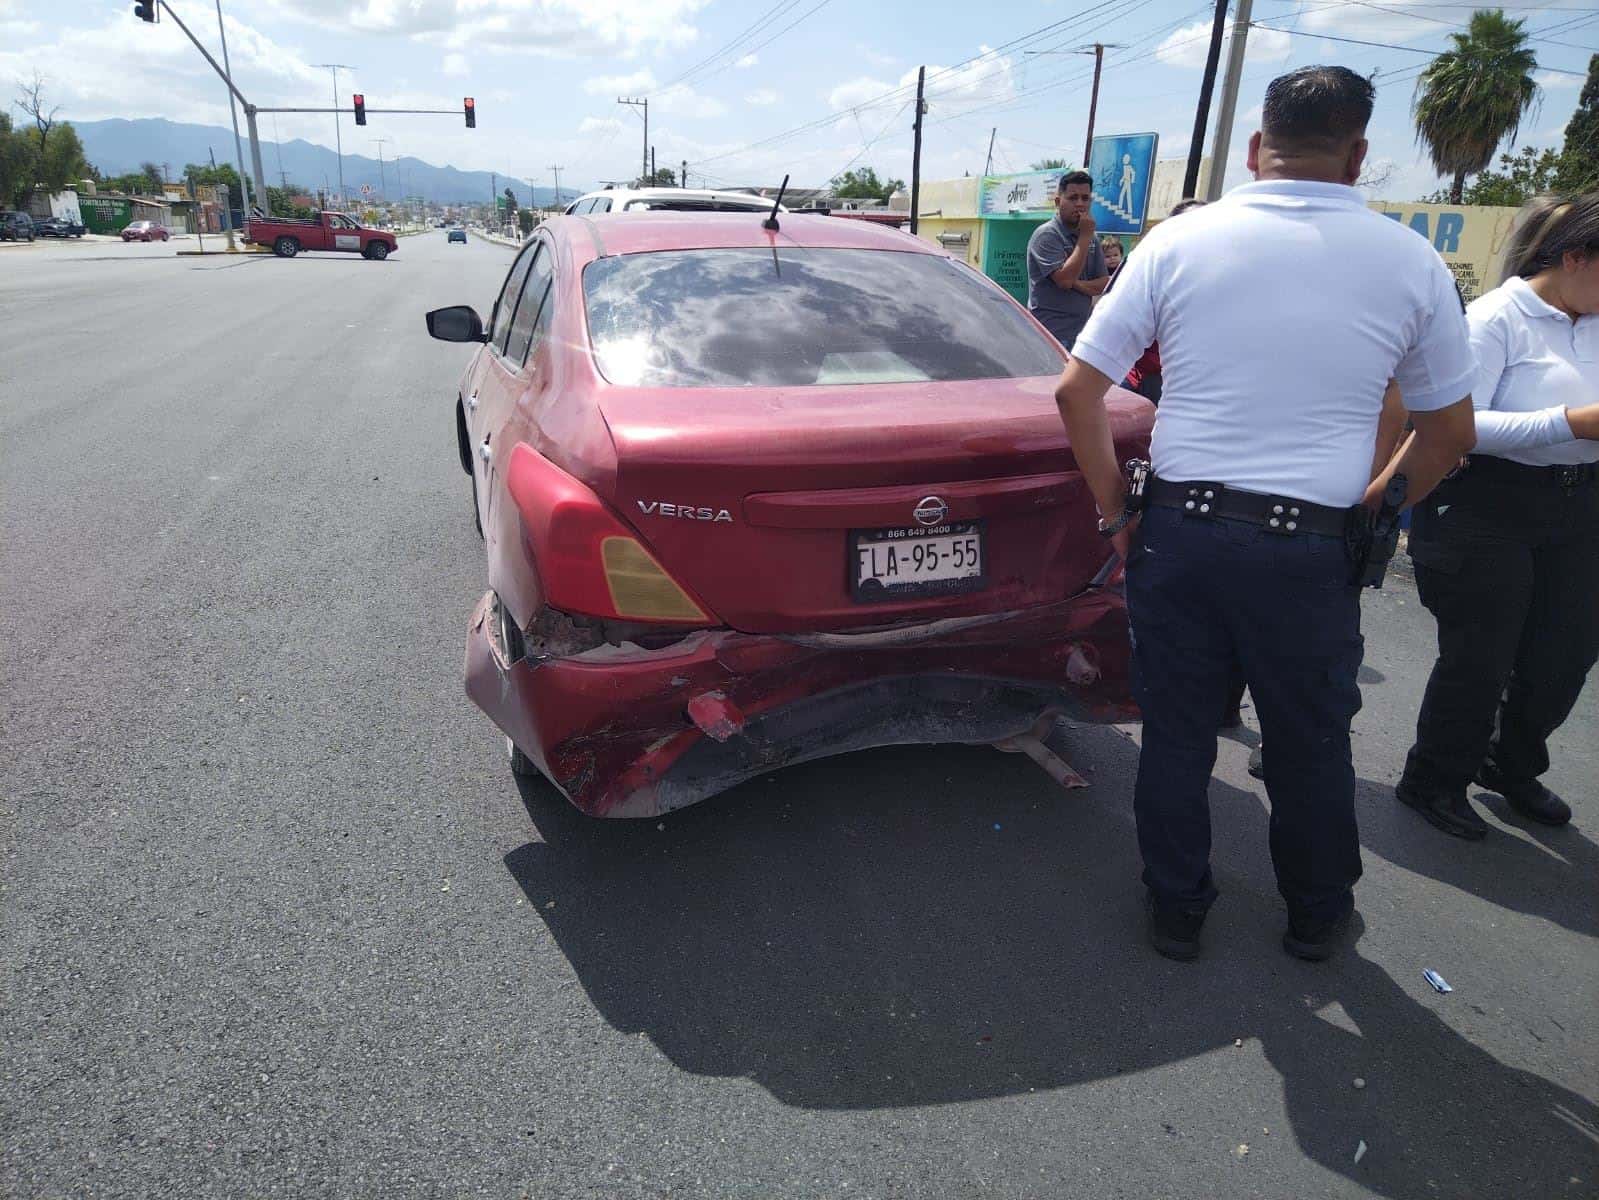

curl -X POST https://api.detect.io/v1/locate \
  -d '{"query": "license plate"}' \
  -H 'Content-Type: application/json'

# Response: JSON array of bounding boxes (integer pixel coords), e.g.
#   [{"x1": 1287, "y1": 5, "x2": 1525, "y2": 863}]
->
[{"x1": 850, "y1": 522, "x2": 986, "y2": 602}]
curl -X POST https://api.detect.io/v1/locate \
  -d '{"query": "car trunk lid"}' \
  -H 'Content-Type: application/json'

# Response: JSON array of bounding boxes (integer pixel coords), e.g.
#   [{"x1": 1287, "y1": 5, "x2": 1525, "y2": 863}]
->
[{"x1": 595, "y1": 377, "x2": 1153, "y2": 634}]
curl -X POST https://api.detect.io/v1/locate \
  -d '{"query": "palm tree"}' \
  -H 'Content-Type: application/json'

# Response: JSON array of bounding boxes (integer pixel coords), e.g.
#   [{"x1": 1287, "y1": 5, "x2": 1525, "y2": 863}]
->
[{"x1": 1414, "y1": 9, "x2": 1540, "y2": 203}]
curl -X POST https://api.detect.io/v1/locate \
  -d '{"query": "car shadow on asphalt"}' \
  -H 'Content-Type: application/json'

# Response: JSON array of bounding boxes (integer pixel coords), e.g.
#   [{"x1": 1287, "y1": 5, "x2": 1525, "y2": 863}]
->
[{"x1": 503, "y1": 726, "x2": 1596, "y2": 1200}]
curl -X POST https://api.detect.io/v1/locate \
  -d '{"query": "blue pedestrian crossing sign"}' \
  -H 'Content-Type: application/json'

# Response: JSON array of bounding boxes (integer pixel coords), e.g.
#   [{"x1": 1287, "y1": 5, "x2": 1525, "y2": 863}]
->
[{"x1": 1089, "y1": 132, "x2": 1159, "y2": 234}]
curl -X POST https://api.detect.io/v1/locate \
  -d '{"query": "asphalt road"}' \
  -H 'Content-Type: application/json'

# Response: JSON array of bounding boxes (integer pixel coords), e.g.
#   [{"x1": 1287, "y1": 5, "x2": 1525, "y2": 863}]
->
[{"x1": 2, "y1": 231, "x2": 1595, "y2": 1200}]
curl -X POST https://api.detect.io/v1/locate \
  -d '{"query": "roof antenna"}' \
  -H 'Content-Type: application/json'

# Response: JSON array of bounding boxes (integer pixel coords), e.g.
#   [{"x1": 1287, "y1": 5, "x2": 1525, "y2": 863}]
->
[{"x1": 764, "y1": 174, "x2": 788, "y2": 231}]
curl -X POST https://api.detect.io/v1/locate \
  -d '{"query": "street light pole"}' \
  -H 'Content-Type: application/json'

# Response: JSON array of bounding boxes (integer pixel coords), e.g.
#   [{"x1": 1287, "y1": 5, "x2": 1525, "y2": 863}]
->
[
  {"x1": 313, "y1": 63, "x2": 355, "y2": 205},
  {"x1": 1205, "y1": 0, "x2": 1254, "y2": 200}
]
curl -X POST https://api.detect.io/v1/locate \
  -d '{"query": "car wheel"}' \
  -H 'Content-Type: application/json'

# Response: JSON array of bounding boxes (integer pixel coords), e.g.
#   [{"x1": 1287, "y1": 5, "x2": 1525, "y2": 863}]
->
[
  {"x1": 507, "y1": 736, "x2": 540, "y2": 779},
  {"x1": 365, "y1": 241, "x2": 389, "y2": 260},
  {"x1": 273, "y1": 236, "x2": 299, "y2": 258}
]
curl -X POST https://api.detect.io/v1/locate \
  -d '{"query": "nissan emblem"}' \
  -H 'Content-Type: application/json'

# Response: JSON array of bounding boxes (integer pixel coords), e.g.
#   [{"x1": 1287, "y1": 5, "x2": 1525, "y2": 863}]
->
[{"x1": 913, "y1": 496, "x2": 949, "y2": 526}]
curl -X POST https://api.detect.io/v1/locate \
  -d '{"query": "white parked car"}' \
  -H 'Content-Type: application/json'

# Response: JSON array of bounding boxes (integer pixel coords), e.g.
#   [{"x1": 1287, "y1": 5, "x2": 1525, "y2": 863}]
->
[{"x1": 562, "y1": 187, "x2": 786, "y2": 215}]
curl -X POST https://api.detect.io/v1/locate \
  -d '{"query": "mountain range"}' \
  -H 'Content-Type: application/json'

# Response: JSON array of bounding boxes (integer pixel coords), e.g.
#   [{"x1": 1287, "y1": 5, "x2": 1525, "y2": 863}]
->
[{"x1": 74, "y1": 118, "x2": 574, "y2": 207}]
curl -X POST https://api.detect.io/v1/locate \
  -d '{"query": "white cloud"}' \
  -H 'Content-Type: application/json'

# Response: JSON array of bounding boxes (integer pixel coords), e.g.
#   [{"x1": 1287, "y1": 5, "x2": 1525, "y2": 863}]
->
[
  {"x1": 584, "y1": 70, "x2": 656, "y2": 96},
  {"x1": 1155, "y1": 21, "x2": 1291, "y2": 69},
  {"x1": 578, "y1": 116, "x2": 624, "y2": 137},
  {"x1": 264, "y1": 0, "x2": 709, "y2": 55},
  {"x1": 442, "y1": 53, "x2": 468, "y2": 78},
  {"x1": 858, "y1": 45, "x2": 899, "y2": 69},
  {"x1": 735, "y1": 53, "x2": 758, "y2": 69},
  {"x1": 828, "y1": 52, "x2": 1015, "y2": 117},
  {"x1": 654, "y1": 84, "x2": 727, "y2": 120},
  {"x1": 1535, "y1": 69, "x2": 1581, "y2": 90},
  {"x1": 829, "y1": 76, "x2": 893, "y2": 112},
  {"x1": 746, "y1": 88, "x2": 779, "y2": 106}
]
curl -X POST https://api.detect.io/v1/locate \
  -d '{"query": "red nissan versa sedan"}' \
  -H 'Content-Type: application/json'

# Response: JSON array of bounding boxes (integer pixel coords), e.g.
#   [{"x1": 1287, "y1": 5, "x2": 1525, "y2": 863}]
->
[{"x1": 426, "y1": 212, "x2": 1154, "y2": 818}]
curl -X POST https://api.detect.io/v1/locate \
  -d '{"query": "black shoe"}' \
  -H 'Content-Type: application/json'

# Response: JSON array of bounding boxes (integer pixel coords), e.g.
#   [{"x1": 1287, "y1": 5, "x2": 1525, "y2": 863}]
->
[
  {"x1": 1247, "y1": 745, "x2": 1265, "y2": 780},
  {"x1": 1396, "y1": 779, "x2": 1488, "y2": 841},
  {"x1": 1147, "y1": 894, "x2": 1206, "y2": 962},
  {"x1": 1282, "y1": 901, "x2": 1355, "y2": 962},
  {"x1": 1475, "y1": 765, "x2": 1573, "y2": 827}
]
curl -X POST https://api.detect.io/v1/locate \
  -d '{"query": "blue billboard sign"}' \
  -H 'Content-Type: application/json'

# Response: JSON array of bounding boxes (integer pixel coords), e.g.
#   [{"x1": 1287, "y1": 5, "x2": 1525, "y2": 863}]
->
[{"x1": 1088, "y1": 132, "x2": 1159, "y2": 234}]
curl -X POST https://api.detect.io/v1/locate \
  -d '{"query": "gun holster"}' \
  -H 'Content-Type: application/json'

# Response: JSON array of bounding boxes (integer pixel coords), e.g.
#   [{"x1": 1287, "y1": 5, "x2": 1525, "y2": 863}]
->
[{"x1": 1346, "y1": 474, "x2": 1408, "y2": 589}]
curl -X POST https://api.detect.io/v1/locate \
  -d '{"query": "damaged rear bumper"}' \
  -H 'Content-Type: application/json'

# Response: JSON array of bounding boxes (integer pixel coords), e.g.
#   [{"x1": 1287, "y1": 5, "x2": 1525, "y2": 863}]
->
[{"x1": 465, "y1": 587, "x2": 1136, "y2": 819}]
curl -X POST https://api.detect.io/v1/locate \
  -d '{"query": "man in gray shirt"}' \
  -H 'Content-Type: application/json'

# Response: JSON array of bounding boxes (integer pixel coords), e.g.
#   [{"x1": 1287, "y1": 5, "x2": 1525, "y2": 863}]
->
[{"x1": 1026, "y1": 170, "x2": 1108, "y2": 350}]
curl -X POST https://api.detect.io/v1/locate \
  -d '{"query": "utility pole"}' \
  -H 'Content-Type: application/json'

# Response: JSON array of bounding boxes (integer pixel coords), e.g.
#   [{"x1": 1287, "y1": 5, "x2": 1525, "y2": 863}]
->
[
  {"x1": 372, "y1": 137, "x2": 390, "y2": 198},
  {"x1": 651, "y1": 145, "x2": 656, "y2": 184},
  {"x1": 1205, "y1": 0, "x2": 1253, "y2": 200},
  {"x1": 1083, "y1": 43, "x2": 1106, "y2": 167},
  {"x1": 1184, "y1": 0, "x2": 1228, "y2": 200},
  {"x1": 909, "y1": 65, "x2": 926, "y2": 236},
  {"x1": 983, "y1": 127, "x2": 996, "y2": 178},
  {"x1": 312, "y1": 63, "x2": 355, "y2": 204},
  {"x1": 681, "y1": 159, "x2": 687, "y2": 189},
  {"x1": 548, "y1": 165, "x2": 563, "y2": 210},
  {"x1": 617, "y1": 96, "x2": 648, "y2": 183}
]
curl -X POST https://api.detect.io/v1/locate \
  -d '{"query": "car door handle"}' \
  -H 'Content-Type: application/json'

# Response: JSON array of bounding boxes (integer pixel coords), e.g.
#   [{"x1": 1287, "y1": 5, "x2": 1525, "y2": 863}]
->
[
  {"x1": 466, "y1": 392, "x2": 479, "y2": 410},
  {"x1": 479, "y1": 438, "x2": 492, "y2": 464}
]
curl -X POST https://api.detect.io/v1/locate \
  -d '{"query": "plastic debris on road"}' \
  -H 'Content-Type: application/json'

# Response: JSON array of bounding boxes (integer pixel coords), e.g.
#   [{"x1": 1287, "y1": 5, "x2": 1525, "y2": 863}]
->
[{"x1": 1423, "y1": 969, "x2": 1453, "y2": 994}]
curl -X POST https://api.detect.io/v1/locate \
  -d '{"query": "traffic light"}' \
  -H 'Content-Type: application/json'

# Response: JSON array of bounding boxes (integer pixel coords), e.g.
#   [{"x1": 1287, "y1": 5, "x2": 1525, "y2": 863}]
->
[
  {"x1": 133, "y1": 0, "x2": 157, "y2": 20},
  {"x1": 353, "y1": 94, "x2": 366, "y2": 126},
  {"x1": 464, "y1": 97, "x2": 476, "y2": 129}
]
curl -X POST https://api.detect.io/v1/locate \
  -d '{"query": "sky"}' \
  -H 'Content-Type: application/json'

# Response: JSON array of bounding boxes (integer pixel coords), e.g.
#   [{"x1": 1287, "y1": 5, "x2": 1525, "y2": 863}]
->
[{"x1": 1, "y1": 0, "x2": 1595, "y2": 202}]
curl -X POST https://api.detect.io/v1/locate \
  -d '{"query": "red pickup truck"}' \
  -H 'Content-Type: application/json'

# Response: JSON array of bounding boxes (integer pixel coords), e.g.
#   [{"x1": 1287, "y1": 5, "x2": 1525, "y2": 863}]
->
[{"x1": 247, "y1": 211, "x2": 398, "y2": 260}]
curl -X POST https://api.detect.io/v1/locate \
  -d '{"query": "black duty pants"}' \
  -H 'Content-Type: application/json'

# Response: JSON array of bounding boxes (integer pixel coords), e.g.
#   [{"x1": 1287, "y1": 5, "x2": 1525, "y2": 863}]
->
[
  {"x1": 1127, "y1": 504, "x2": 1365, "y2": 923},
  {"x1": 1402, "y1": 462, "x2": 1599, "y2": 795}
]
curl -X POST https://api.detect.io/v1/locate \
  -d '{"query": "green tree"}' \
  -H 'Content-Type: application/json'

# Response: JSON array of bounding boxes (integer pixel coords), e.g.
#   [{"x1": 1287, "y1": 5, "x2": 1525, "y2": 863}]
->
[
  {"x1": 1554, "y1": 52, "x2": 1599, "y2": 195},
  {"x1": 1413, "y1": 9, "x2": 1540, "y2": 203},
  {"x1": 181, "y1": 162, "x2": 242, "y2": 209},
  {"x1": 1030, "y1": 157, "x2": 1070, "y2": 171},
  {"x1": 517, "y1": 208, "x2": 535, "y2": 236},
  {"x1": 830, "y1": 166, "x2": 903, "y2": 202},
  {"x1": 4, "y1": 75, "x2": 87, "y2": 206},
  {"x1": 502, "y1": 185, "x2": 518, "y2": 212},
  {"x1": 638, "y1": 166, "x2": 676, "y2": 187},
  {"x1": 265, "y1": 184, "x2": 314, "y2": 218},
  {"x1": 1426, "y1": 144, "x2": 1563, "y2": 206}
]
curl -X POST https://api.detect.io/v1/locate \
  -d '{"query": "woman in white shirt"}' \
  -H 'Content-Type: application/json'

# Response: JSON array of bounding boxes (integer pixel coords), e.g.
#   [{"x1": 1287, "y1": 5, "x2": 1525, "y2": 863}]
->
[{"x1": 1398, "y1": 193, "x2": 1599, "y2": 840}]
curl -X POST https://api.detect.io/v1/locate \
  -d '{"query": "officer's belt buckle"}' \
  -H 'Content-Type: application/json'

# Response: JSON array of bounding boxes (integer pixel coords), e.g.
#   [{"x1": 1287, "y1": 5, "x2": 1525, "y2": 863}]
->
[
  {"x1": 1179, "y1": 482, "x2": 1222, "y2": 518},
  {"x1": 1263, "y1": 496, "x2": 1305, "y2": 535},
  {"x1": 1556, "y1": 465, "x2": 1585, "y2": 490}
]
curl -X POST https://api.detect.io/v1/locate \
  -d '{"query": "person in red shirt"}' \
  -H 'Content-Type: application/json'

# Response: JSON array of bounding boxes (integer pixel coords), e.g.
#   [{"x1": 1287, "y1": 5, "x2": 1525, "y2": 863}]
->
[{"x1": 1117, "y1": 199, "x2": 1208, "y2": 405}]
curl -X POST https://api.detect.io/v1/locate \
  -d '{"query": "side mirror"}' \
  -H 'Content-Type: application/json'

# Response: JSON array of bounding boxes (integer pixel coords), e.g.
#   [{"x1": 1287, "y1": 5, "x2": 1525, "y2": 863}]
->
[{"x1": 426, "y1": 305, "x2": 488, "y2": 343}]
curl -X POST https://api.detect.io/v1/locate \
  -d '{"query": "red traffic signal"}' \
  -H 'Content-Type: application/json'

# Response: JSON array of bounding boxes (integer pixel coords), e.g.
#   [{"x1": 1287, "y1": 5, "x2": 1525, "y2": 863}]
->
[
  {"x1": 353, "y1": 94, "x2": 366, "y2": 126},
  {"x1": 133, "y1": 0, "x2": 157, "y2": 20},
  {"x1": 464, "y1": 97, "x2": 476, "y2": 129}
]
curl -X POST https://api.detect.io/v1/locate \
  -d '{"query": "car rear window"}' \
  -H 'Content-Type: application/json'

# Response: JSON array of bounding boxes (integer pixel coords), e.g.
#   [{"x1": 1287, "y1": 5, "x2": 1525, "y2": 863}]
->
[
  {"x1": 583, "y1": 247, "x2": 1062, "y2": 388},
  {"x1": 621, "y1": 199, "x2": 768, "y2": 212}
]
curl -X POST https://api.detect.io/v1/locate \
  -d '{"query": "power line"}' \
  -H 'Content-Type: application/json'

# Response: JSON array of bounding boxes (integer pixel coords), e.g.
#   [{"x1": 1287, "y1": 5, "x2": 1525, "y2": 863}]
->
[
  {"x1": 1249, "y1": 21, "x2": 1591, "y2": 72},
  {"x1": 657, "y1": 0, "x2": 806, "y2": 92}
]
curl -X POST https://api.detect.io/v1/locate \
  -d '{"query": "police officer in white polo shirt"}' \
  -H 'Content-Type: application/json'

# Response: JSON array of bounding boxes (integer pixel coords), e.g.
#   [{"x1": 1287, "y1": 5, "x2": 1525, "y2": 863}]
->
[
  {"x1": 1053, "y1": 66, "x2": 1479, "y2": 962},
  {"x1": 1398, "y1": 193, "x2": 1599, "y2": 839}
]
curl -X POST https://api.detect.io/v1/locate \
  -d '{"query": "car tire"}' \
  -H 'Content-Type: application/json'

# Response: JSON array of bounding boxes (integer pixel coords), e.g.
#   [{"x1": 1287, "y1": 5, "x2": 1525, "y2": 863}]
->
[
  {"x1": 507, "y1": 736, "x2": 540, "y2": 779},
  {"x1": 365, "y1": 241, "x2": 389, "y2": 260},
  {"x1": 274, "y1": 236, "x2": 299, "y2": 258}
]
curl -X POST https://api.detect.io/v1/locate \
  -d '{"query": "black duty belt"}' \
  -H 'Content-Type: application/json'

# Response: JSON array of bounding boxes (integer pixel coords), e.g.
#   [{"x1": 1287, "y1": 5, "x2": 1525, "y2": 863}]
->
[
  {"x1": 1462, "y1": 455, "x2": 1597, "y2": 489},
  {"x1": 1146, "y1": 476, "x2": 1352, "y2": 537}
]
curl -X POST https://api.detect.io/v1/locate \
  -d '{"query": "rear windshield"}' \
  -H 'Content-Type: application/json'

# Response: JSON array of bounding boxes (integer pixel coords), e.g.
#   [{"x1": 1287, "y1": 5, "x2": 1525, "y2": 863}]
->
[
  {"x1": 583, "y1": 247, "x2": 1062, "y2": 388},
  {"x1": 621, "y1": 199, "x2": 768, "y2": 212}
]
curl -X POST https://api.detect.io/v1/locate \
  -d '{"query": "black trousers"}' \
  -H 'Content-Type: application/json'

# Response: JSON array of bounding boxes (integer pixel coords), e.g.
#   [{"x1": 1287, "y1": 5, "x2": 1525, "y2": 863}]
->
[
  {"x1": 1403, "y1": 461, "x2": 1599, "y2": 795},
  {"x1": 1127, "y1": 504, "x2": 1364, "y2": 923}
]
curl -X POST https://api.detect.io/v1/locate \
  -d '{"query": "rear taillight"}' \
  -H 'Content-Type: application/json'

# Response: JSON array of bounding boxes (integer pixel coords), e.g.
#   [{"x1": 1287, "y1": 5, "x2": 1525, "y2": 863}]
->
[{"x1": 507, "y1": 443, "x2": 714, "y2": 625}]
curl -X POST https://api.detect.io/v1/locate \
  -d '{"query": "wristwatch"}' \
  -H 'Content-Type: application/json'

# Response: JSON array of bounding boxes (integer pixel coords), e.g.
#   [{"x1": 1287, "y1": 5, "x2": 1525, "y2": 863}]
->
[{"x1": 1098, "y1": 508, "x2": 1135, "y2": 539}]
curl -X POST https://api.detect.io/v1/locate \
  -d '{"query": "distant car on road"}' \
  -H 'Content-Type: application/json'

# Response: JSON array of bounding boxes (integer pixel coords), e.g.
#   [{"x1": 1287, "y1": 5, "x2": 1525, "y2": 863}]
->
[
  {"x1": 35, "y1": 215, "x2": 86, "y2": 238},
  {"x1": 121, "y1": 221, "x2": 170, "y2": 242},
  {"x1": 563, "y1": 187, "x2": 785, "y2": 215},
  {"x1": 1, "y1": 211, "x2": 36, "y2": 241},
  {"x1": 424, "y1": 211, "x2": 1151, "y2": 818},
  {"x1": 448, "y1": 228, "x2": 468, "y2": 244},
  {"x1": 246, "y1": 210, "x2": 397, "y2": 259}
]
